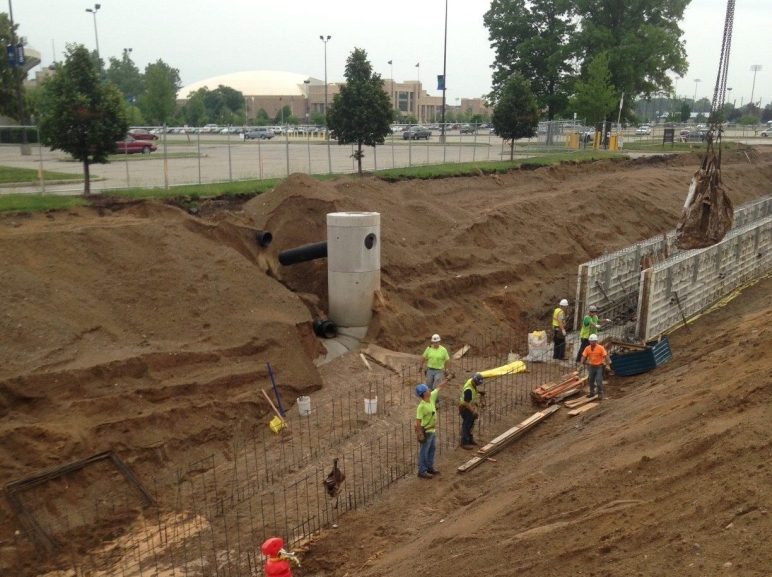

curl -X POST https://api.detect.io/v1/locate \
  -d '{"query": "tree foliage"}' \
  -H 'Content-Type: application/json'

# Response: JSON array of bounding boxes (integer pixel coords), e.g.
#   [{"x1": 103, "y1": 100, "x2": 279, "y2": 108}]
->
[
  {"x1": 139, "y1": 60, "x2": 180, "y2": 125},
  {"x1": 484, "y1": 0, "x2": 575, "y2": 120},
  {"x1": 37, "y1": 44, "x2": 127, "y2": 194},
  {"x1": 106, "y1": 50, "x2": 144, "y2": 103},
  {"x1": 485, "y1": 0, "x2": 690, "y2": 122},
  {"x1": 491, "y1": 74, "x2": 539, "y2": 160},
  {"x1": 568, "y1": 52, "x2": 618, "y2": 124},
  {"x1": 180, "y1": 85, "x2": 245, "y2": 125},
  {"x1": 327, "y1": 47, "x2": 393, "y2": 175},
  {"x1": 0, "y1": 13, "x2": 22, "y2": 120},
  {"x1": 573, "y1": 0, "x2": 689, "y2": 116}
]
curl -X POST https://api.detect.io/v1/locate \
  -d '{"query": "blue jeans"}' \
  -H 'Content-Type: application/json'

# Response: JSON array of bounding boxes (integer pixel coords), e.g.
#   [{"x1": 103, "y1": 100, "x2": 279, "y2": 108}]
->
[
  {"x1": 425, "y1": 368, "x2": 444, "y2": 390},
  {"x1": 418, "y1": 432, "x2": 436, "y2": 474},
  {"x1": 587, "y1": 365, "x2": 604, "y2": 397},
  {"x1": 460, "y1": 407, "x2": 477, "y2": 445}
]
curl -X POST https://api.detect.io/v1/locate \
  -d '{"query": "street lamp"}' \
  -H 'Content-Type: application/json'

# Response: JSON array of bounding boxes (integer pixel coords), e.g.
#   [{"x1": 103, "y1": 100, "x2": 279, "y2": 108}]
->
[
  {"x1": 440, "y1": 0, "x2": 448, "y2": 144},
  {"x1": 319, "y1": 34, "x2": 332, "y2": 173},
  {"x1": 85, "y1": 3, "x2": 101, "y2": 61},
  {"x1": 7, "y1": 0, "x2": 30, "y2": 155},
  {"x1": 750, "y1": 65, "x2": 762, "y2": 107},
  {"x1": 693, "y1": 78, "x2": 701, "y2": 114},
  {"x1": 303, "y1": 79, "x2": 310, "y2": 124}
]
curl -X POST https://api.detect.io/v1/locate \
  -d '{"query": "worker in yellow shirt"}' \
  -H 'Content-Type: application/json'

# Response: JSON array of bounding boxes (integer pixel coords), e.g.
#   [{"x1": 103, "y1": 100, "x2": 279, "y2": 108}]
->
[
  {"x1": 421, "y1": 333, "x2": 450, "y2": 404},
  {"x1": 552, "y1": 299, "x2": 569, "y2": 360},
  {"x1": 581, "y1": 334, "x2": 611, "y2": 399}
]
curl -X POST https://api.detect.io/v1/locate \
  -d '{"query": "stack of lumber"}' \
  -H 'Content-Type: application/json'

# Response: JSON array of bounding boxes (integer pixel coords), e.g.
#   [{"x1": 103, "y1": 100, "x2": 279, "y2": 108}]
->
[
  {"x1": 531, "y1": 371, "x2": 587, "y2": 405},
  {"x1": 457, "y1": 405, "x2": 560, "y2": 473}
]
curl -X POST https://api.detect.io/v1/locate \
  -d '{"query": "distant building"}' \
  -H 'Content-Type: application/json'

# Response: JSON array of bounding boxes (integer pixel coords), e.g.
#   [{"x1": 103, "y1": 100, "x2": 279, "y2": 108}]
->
[{"x1": 177, "y1": 70, "x2": 489, "y2": 124}]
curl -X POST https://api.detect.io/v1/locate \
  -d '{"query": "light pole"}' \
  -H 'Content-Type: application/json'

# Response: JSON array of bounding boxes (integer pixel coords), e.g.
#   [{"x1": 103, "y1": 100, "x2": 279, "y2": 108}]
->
[
  {"x1": 85, "y1": 3, "x2": 101, "y2": 61},
  {"x1": 320, "y1": 34, "x2": 332, "y2": 173},
  {"x1": 440, "y1": 0, "x2": 448, "y2": 145},
  {"x1": 7, "y1": 0, "x2": 30, "y2": 155},
  {"x1": 750, "y1": 65, "x2": 762, "y2": 107},
  {"x1": 693, "y1": 78, "x2": 701, "y2": 115},
  {"x1": 388, "y1": 59, "x2": 395, "y2": 114}
]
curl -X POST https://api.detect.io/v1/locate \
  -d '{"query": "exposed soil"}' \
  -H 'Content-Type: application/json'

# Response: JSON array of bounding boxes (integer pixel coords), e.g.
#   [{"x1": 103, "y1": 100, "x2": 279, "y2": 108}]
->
[{"x1": 0, "y1": 148, "x2": 770, "y2": 575}]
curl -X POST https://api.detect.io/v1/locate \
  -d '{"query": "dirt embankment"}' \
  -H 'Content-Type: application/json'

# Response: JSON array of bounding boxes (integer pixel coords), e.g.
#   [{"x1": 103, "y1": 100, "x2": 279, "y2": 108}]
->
[{"x1": 0, "y1": 149, "x2": 770, "y2": 575}]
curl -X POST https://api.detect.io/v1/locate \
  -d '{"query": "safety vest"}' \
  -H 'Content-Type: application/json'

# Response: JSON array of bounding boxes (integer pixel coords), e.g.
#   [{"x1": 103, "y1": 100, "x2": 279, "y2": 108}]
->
[
  {"x1": 580, "y1": 314, "x2": 599, "y2": 339},
  {"x1": 459, "y1": 379, "x2": 478, "y2": 406},
  {"x1": 552, "y1": 307, "x2": 564, "y2": 328}
]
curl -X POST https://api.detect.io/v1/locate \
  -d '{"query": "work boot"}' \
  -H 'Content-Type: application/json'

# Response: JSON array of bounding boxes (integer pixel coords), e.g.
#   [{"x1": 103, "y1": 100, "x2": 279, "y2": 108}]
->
[
  {"x1": 418, "y1": 471, "x2": 433, "y2": 479},
  {"x1": 427, "y1": 468, "x2": 440, "y2": 475},
  {"x1": 461, "y1": 444, "x2": 476, "y2": 450}
]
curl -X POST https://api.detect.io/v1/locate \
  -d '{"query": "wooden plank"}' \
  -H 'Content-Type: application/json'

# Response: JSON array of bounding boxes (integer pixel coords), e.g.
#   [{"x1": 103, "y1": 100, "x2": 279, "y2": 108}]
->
[
  {"x1": 564, "y1": 395, "x2": 597, "y2": 409},
  {"x1": 568, "y1": 402, "x2": 599, "y2": 416},
  {"x1": 452, "y1": 344, "x2": 471, "y2": 360},
  {"x1": 553, "y1": 388, "x2": 581, "y2": 402},
  {"x1": 261, "y1": 389, "x2": 287, "y2": 425},
  {"x1": 457, "y1": 405, "x2": 560, "y2": 473}
]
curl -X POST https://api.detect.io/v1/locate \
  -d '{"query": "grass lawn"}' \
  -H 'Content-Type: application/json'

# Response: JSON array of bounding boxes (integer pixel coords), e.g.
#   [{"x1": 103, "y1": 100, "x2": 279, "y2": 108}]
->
[
  {"x1": 1, "y1": 151, "x2": 622, "y2": 213},
  {"x1": 0, "y1": 165, "x2": 82, "y2": 185}
]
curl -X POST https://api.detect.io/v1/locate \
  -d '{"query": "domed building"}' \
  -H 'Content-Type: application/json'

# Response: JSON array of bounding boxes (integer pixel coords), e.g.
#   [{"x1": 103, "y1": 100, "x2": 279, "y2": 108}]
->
[{"x1": 177, "y1": 70, "x2": 332, "y2": 123}]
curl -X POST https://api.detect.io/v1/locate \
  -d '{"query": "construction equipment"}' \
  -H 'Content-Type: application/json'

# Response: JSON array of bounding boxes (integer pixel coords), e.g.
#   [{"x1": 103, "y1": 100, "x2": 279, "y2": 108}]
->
[{"x1": 676, "y1": 0, "x2": 735, "y2": 249}]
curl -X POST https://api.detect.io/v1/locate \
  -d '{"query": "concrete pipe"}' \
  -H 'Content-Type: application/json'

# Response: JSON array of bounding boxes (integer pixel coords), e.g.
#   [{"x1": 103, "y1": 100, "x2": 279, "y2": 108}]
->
[
  {"x1": 327, "y1": 212, "x2": 381, "y2": 327},
  {"x1": 278, "y1": 241, "x2": 328, "y2": 266}
]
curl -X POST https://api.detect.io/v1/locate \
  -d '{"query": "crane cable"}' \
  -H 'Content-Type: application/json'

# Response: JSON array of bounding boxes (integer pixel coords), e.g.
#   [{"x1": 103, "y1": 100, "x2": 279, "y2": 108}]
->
[{"x1": 707, "y1": 0, "x2": 735, "y2": 155}]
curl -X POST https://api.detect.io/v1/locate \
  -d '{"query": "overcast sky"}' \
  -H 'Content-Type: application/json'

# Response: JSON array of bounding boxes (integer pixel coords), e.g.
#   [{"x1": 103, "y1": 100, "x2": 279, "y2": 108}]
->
[{"x1": 10, "y1": 0, "x2": 771, "y2": 108}]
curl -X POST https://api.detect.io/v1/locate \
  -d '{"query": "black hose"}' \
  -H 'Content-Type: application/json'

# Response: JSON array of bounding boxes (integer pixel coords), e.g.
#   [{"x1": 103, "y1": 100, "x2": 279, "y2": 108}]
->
[{"x1": 313, "y1": 319, "x2": 337, "y2": 338}]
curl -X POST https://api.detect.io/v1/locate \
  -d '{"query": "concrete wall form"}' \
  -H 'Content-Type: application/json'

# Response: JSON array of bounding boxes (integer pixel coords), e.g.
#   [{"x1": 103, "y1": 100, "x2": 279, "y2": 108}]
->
[
  {"x1": 635, "y1": 215, "x2": 771, "y2": 340},
  {"x1": 574, "y1": 195, "x2": 771, "y2": 327}
]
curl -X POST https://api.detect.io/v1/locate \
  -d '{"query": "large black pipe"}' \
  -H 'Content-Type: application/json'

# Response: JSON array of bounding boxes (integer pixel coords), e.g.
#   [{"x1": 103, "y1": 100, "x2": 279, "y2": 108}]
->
[
  {"x1": 278, "y1": 241, "x2": 328, "y2": 266},
  {"x1": 255, "y1": 230, "x2": 273, "y2": 247}
]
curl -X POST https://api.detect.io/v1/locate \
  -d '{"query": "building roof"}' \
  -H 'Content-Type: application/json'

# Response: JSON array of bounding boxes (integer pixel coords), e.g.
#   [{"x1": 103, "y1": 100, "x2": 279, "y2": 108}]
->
[{"x1": 178, "y1": 70, "x2": 318, "y2": 99}]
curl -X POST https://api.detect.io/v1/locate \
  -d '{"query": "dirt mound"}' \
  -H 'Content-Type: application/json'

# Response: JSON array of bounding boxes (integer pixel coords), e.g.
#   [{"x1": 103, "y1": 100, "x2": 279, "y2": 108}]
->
[{"x1": 0, "y1": 150, "x2": 770, "y2": 575}]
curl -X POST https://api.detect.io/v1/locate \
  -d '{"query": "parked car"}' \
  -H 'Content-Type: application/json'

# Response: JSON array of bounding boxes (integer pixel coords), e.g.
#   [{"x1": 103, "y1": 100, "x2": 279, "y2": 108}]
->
[
  {"x1": 679, "y1": 129, "x2": 707, "y2": 142},
  {"x1": 635, "y1": 125, "x2": 652, "y2": 135},
  {"x1": 244, "y1": 128, "x2": 274, "y2": 140},
  {"x1": 761, "y1": 127, "x2": 771, "y2": 137},
  {"x1": 127, "y1": 128, "x2": 158, "y2": 141},
  {"x1": 402, "y1": 126, "x2": 432, "y2": 140},
  {"x1": 459, "y1": 124, "x2": 477, "y2": 134},
  {"x1": 115, "y1": 136, "x2": 157, "y2": 154}
]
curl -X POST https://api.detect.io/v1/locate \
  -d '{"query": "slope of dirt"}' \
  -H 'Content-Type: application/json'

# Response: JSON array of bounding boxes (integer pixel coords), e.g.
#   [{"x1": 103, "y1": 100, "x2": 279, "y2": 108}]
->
[
  {"x1": 0, "y1": 149, "x2": 770, "y2": 574},
  {"x1": 301, "y1": 275, "x2": 772, "y2": 577}
]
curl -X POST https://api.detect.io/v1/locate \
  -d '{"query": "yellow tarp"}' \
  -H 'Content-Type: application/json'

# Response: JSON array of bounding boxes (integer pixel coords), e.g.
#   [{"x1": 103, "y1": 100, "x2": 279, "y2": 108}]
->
[{"x1": 479, "y1": 360, "x2": 527, "y2": 378}]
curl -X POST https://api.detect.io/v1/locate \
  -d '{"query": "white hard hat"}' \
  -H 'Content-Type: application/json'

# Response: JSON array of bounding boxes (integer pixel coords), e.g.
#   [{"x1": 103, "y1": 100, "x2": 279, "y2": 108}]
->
[
  {"x1": 589, "y1": 334, "x2": 599, "y2": 342},
  {"x1": 431, "y1": 334, "x2": 441, "y2": 343},
  {"x1": 588, "y1": 305, "x2": 598, "y2": 312},
  {"x1": 560, "y1": 299, "x2": 569, "y2": 307}
]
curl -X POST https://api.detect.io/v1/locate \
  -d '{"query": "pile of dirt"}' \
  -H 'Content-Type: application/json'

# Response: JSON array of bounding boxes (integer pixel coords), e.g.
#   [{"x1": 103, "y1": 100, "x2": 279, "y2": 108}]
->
[{"x1": 0, "y1": 149, "x2": 770, "y2": 575}]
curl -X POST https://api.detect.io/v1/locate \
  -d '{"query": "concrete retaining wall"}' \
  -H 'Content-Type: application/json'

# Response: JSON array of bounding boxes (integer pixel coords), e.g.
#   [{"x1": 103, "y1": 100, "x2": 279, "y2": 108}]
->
[
  {"x1": 636, "y1": 215, "x2": 772, "y2": 340},
  {"x1": 574, "y1": 195, "x2": 771, "y2": 327}
]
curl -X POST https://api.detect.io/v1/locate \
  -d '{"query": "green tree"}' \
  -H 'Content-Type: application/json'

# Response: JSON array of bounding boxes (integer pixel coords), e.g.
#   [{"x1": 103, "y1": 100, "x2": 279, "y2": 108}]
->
[
  {"x1": 106, "y1": 50, "x2": 143, "y2": 103},
  {"x1": 310, "y1": 111, "x2": 326, "y2": 125},
  {"x1": 568, "y1": 52, "x2": 618, "y2": 124},
  {"x1": 573, "y1": 0, "x2": 689, "y2": 118},
  {"x1": 37, "y1": 44, "x2": 128, "y2": 194},
  {"x1": 327, "y1": 47, "x2": 393, "y2": 175},
  {"x1": 139, "y1": 60, "x2": 180, "y2": 125},
  {"x1": 491, "y1": 74, "x2": 539, "y2": 160},
  {"x1": 679, "y1": 102, "x2": 691, "y2": 122},
  {"x1": 255, "y1": 108, "x2": 270, "y2": 125},
  {"x1": 0, "y1": 13, "x2": 20, "y2": 119},
  {"x1": 484, "y1": 0, "x2": 575, "y2": 120},
  {"x1": 273, "y1": 104, "x2": 292, "y2": 125}
]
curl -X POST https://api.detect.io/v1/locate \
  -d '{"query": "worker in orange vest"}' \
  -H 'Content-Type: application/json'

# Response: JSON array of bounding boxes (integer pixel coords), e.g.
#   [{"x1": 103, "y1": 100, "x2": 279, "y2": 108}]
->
[
  {"x1": 581, "y1": 334, "x2": 611, "y2": 400},
  {"x1": 261, "y1": 537, "x2": 300, "y2": 577}
]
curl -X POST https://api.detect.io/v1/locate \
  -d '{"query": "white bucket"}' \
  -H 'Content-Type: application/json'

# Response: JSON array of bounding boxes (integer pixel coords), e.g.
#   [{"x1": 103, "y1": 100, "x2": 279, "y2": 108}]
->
[
  {"x1": 364, "y1": 397, "x2": 378, "y2": 415},
  {"x1": 297, "y1": 396, "x2": 311, "y2": 416}
]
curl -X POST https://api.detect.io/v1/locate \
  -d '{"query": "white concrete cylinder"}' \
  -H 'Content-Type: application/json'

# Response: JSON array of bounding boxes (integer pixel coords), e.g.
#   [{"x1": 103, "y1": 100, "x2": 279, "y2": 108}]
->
[{"x1": 327, "y1": 212, "x2": 381, "y2": 327}]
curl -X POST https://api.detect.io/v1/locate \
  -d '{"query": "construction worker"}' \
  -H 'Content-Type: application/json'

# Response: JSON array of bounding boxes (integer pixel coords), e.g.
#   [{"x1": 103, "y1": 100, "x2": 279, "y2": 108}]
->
[
  {"x1": 576, "y1": 305, "x2": 602, "y2": 363},
  {"x1": 459, "y1": 372, "x2": 484, "y2": 449},
  {"x1": 415, "y1": 378, "x2": 447, "y2": 479},
  {"x1": 552, "y1": 298, "x2": 569, "y2": 360},
  {"x1": 581, "y1": 334, "x2": 610, "y2": 400},
  {"x1": 421, "y1": 333, "x2": 450, "y2": 403}
]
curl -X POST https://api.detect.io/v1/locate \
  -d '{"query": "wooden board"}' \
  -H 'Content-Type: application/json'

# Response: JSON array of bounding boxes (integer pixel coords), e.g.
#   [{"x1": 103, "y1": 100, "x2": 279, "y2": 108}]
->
[
  {"x1": 452, "y1": 344, "x2": 471, "y2": 360},
  {"x1": 457, "y1": 405, "x2": 560, "y2": 473},
  {"x1": 564, "y1": 395, "x2": 597, "y2": 409},
  {"x1": 361, "y1": 344, "x2": 422, "y2": 372},
  {"x1": 567, "y1": 402, "x2": 599, "y2": 416}
]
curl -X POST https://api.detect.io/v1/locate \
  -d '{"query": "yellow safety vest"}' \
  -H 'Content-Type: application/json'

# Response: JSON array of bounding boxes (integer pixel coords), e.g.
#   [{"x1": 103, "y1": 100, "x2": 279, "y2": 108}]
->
[
  {"x1": 459, "y1": 379, "x2": 478, "y2": 405},
  {"x1": 552, "y1": 307, "x2": 564, "y2": 328}
]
